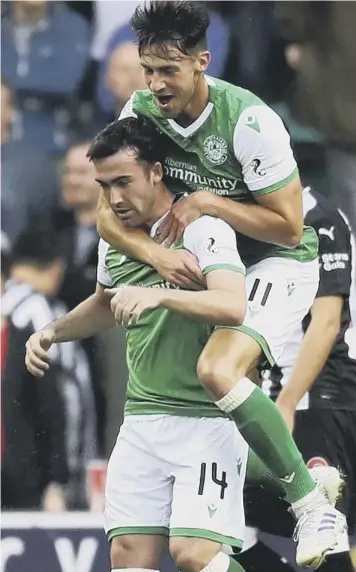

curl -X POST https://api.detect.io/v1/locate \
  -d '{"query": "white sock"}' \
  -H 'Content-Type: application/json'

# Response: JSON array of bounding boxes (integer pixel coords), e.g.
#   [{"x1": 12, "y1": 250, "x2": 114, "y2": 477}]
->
[
  {"x1": 200, "y1": 552, "x2": 230, "y2": 572},
  {"x1": 215, "y1": 378, "x2": 256, "y2": 413},
  {"x1": 291, "y1": 486, "x2": 326, "y2": 519}
]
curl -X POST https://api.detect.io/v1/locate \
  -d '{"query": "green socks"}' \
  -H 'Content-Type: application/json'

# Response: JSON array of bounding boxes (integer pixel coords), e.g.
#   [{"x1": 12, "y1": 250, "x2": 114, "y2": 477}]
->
[
  {"x1": 215, "y1": 377, "x2": 316, "y2": 503},
  {"x1": 227, "y1": 556, "x2": 246, "y2": 572}
]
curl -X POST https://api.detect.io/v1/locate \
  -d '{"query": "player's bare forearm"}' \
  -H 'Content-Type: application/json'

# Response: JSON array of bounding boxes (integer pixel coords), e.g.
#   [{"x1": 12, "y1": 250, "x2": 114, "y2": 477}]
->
[
  {"x1": 161, "y1": 266, "x2": 246, "y2": 326},
  {"x1": 97, "y1": 191, "x2": 161, "y2": 265},
  {"x1": 277, "y1": 297, "x2": 342, "y2": 406},
  {"x1": 161, "y1": 290, "x2": 244, "y2": 325},
  {"x1": 203, "y1": 178, "x2": 303, "y2": 247},
  {"x1": 49, "y1": 288, "x2": 115, "y2": 343}
]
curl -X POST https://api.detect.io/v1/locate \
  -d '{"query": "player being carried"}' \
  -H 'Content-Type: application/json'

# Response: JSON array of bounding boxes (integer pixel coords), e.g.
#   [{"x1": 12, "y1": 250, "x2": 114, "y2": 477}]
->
[
  {"x1": 96, "y1": 2, "x2": 346, "y2": 568},
  {"x1": 26, "y1": 116, "x2": 251, "y2": 572},
  {"x1": 26, "y1": 117, "x2": 345, "y2": 571}
]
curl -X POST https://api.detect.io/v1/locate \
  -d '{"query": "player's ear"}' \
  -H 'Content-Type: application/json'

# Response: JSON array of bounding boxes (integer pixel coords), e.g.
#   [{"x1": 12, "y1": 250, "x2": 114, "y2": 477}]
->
[
  {"x1": 196, "y1": 50, "x2": 211, "y2": 73},
  {"x1": 150, "y1": 161, "x2": 163, "y2": 185}
]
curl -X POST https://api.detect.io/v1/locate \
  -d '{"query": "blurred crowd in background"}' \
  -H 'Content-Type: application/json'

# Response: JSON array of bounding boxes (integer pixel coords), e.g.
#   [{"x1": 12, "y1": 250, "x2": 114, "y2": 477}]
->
[{"x1": 1, "y1": 0, "x2": 356, "y2": 513}]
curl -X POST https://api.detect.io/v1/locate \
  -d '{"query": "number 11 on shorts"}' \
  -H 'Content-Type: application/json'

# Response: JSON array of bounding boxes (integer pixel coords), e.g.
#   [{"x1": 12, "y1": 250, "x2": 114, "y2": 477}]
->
[{"x1": 198, "y1": 462, "x2": 228, "y2": 499}]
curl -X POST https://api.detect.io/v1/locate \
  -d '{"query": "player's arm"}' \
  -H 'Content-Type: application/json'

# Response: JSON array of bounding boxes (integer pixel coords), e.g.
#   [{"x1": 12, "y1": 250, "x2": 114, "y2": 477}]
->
[
  {"x1": 158, "y1": 106, "x2": 302, "y2": 248},
  {"x1": 276, "y1": 213, "x2": 352, "y2": 423},
  {"x1": 25, "y1": 240, "x2": 116, "y2": 377},
  {"x1": 207, "y1": 106, "x2": 302, "y2": 247},
  {"x1": 159, "y1": 269, "x2": 245, "y2": 325},
  {"x1": 25, "y1": 286, "x2": 115, "y2": 377},
  {"x1": 107, "y1": 217, "x2": 247, "y2": 326},
  {"x1": 277, "y1": 296, "x2": 343, "y2": 409},
  {"x1": 159, "y1": 217, "x2": 246, "y2": 324}
]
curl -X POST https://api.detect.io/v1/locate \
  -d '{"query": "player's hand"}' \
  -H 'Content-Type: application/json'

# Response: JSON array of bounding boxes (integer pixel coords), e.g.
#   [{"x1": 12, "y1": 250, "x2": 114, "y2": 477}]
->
[
  {"x1": 104, "y1": 286, "x2": 165, "y2": 326},
  {"x1": 275, "y1": 395, "x2": 296, "y2": 432},
  {"x1": 154, "y1": 191, "x2": 210, "y2": 248},
  {"x1": 25, "y1": 328, "x2": 55, "y2": 377},
  {"x1": 153, "y1": 249, "x2": 205, "y2": 290},
  {"x1": 42, "y1": 483, "x2": 66, "y2": 512}
]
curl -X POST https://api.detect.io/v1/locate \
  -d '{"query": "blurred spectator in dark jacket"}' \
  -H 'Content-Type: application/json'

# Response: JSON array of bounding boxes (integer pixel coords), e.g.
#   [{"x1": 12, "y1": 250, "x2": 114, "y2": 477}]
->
[
  {"x1": 1, "y1": 78, "x2": 59, "y2": 245},
  {"x1": 54, "y1": 142, "x2": 106, "y2": 455},
  {"x1": 97, "y1": 7, "x2": 230, "y2": 116},
  {"x1": 275, "y1": 1, "x2": 356, "y2": 241},
  {"x1": 1, "y1": 221, "x2": 98, "y2": 510},
  {"x1": 1, "y1": 226, "x2": 69, "y2": 511},
  {"x1": 60, "y1": 141, "x2": 99, "y2": 270},
  {"x1": 1, "y1": 1, "x2": 91, "y2": 154}
]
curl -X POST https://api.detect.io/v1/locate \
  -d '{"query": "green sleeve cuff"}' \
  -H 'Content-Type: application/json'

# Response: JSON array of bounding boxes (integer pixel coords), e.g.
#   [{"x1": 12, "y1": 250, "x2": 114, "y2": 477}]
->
[
  {"x1": 203, "y1": 264, "x2": 245, "y2": 276},
  {"x1": 251, "y1": 167, "x2": 299, "y2": 197}
]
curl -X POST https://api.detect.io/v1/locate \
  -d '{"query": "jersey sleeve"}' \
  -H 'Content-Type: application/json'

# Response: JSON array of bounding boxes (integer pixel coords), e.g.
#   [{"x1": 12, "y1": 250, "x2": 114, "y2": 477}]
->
[
  {"x1": 308, "y1": 212, "x2": 352, "y2": 298},
  {"x1": 97, "y1": 239, "x2": 113, "y2": 287},
  {"x1": 118, "y1": 95, "x2": 137, "y2": 119},
  {"x1": 183, "y1": 216, "x2": 245, "y2": 276},
  {"x1": 233, "y1": 105, "x2": 298, "y2": 196}
]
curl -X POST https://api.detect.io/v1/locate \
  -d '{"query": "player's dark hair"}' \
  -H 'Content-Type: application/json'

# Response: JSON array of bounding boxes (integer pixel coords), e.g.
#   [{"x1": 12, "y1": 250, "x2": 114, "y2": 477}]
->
[
  {"x1": 130, "y1": 1, "x2": 210, "y2": 56},
  {"x1": 87, "y1": 116, "x2": 166, "y2": 168}
]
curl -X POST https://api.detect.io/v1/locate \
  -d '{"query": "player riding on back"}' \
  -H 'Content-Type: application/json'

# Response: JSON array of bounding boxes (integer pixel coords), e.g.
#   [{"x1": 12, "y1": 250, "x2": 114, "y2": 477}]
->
[{"x1": 121, "y1": 78, "x2": 318, "y2": 267}]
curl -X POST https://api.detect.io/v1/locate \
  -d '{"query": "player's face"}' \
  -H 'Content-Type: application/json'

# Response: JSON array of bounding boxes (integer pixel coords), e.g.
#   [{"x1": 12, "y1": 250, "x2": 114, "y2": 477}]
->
[
  {"x1": 140, "y1": 44, "x2": 209, "y2": 119},
  {"x1": 94, "y1": 149, "x2": 162, "y2": 228}
]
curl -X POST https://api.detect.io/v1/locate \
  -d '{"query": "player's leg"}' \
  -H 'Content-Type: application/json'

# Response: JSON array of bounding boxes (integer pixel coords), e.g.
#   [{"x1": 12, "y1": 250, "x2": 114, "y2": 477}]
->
[
  {"x1": 242, "y1": 424, "x2": 354, "y2": 571},
  {"x1": 197, "y1": 257, "x2": 319, "y2": 504},
  {"x1": 168, "y1": 416, "x2": 248, "y2": 572},
  {"x1": 198, "y1": 328, "x2": 325, "y2": 507},
  {"x1": 110, "y1": 535, "x2": 166, "y2": 570},
  {"x1": 197, "y1": 258, "x2": 346, "y2": 567},
  {"x1": 105, "y1": 415, "x2": 171, "y2": 570}
]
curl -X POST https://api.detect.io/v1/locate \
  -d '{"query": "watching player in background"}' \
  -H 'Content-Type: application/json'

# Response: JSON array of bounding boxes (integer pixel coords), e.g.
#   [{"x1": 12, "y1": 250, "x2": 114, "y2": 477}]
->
[{"x1": 235, "y1": 186, "x2": 356, "y2": 572}]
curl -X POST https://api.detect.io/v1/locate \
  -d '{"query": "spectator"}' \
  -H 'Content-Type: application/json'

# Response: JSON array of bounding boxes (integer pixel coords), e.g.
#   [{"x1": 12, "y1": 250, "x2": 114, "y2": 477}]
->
[
  {"x1": 1, "y1": 221, "x2": 98, "y2": 510},
  {"x1": 105, "y1": 42, "x2": 146, "y2": 116},
  {"x1": 1, "y1": 0, "x2": 91, "y2": 154},
  {"x1": 91, "y1": 0, "x2": 141, "y2": 63},
  {"x1": 60, "y1": 142, "x2": 99, "y2": 269},
  {"x1": 1, "y1": 78, "x2": 59, "y2": 245},
  {"x1": 1, "y1": 225, "x2": 69, "y2": 511},
  {"x1": 55, "y1": 142, "x2": 106, "y2": 455},
  {"x1": 97, "y1": 7, "x2": 230, "y2": 115},
  {"x1": 275, "y1": 1, "x2": 356, "y2": 241}
]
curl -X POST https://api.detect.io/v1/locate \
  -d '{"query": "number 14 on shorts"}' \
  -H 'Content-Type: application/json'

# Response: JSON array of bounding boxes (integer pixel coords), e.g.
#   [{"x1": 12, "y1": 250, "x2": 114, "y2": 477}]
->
[{"x1": 198, "y1": 462, "x2": 228, "y2": 499}]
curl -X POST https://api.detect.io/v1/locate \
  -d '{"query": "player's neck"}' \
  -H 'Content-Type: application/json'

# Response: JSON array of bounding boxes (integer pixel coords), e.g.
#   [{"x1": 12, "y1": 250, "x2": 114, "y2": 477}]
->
[
  {"x1": 175, "y1": 75, "x2": 209, "y2": 126},
  {"x1": 145, "y1": 185, "x2": 174, "y2": 230}
]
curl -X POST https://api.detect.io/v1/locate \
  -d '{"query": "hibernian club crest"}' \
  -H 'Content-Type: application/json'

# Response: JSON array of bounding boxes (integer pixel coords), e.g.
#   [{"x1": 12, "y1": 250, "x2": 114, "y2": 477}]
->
[{"x1": 203, "y1": 135, "x2": 228, "y2": 165}]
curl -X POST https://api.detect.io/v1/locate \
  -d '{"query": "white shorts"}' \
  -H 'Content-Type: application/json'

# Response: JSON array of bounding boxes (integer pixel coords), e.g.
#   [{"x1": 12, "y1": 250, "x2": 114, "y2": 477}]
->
[
  {"x1": 105, "y1": 415, "x2": 248, "y2": 548},
  {"x1": 230, "y1": 257, "x2": 319, "y2": 365}
]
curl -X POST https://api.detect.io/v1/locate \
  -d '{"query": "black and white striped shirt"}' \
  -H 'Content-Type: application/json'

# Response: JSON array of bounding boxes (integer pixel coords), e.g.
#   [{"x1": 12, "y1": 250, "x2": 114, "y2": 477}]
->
[{"x1": 2, "y1": 280, "x2": 98, "y2": 482}]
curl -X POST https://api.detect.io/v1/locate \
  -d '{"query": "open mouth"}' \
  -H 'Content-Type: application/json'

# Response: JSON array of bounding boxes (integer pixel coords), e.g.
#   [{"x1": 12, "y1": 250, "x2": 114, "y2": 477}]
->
[
  {"x1": 154, "y1": 94, "x2": 174, "y2": 107},
  {"x1": 114, "y1": 208, "x2": 133, "y2": 219}
]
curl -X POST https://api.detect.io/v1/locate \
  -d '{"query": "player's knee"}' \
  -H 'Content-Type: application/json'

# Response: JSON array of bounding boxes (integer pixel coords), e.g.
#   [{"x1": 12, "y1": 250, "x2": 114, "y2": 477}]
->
[
  {"x1": 197, "y1": 353, "x2": 244, "y2": 399},
  {"x1": 110, "y1": 536, "x2": 135, "y2": 567},
  {"x1": 169, "y1": 537, "x2": 220, "y2": 572},
  {"x1": 110, "y1": 536, "x2": 153, "y2": 568}
]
